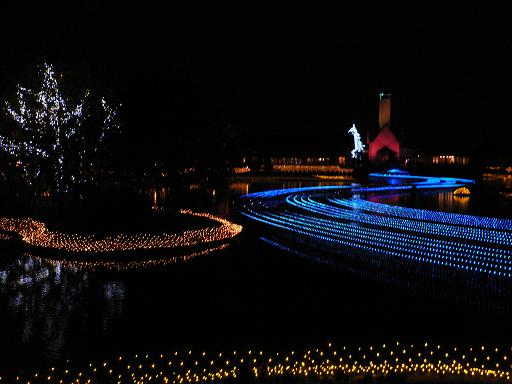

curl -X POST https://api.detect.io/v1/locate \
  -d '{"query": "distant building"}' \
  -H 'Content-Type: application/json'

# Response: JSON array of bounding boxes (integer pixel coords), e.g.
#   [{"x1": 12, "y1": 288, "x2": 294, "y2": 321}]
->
[
  {"x1": 369, "y1": 93, "x2": 400, "y2": 163},
  {"x1": 368, "y1": 93, "x2": 471, "y2": 170},
  {"x1": 401, "y1": 149, "x2": 471, "y2": 168}
]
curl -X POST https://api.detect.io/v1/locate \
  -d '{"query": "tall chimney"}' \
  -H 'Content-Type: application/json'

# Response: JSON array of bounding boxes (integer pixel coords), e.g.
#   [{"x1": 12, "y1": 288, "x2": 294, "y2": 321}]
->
[{"x1": 379, "y1": 92, "x2": 391, "y2": 130}]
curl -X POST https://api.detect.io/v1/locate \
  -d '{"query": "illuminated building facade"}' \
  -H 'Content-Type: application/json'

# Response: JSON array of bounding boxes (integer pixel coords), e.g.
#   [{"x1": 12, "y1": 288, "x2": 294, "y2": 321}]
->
[{"x1": 369, "y1": 93, "x2": 400, "y2": 163}]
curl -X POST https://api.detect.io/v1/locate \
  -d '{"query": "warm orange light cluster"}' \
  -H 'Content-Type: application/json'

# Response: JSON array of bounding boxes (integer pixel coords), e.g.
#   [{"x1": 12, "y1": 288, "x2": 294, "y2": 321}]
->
[
  {"x1": 314, "y1": 175, "x2": 352, "y2": 180},
  {"x1": 272, "y1": 165, "x2": 352, "y2": 174},
  {"x1": 453, "y1": 187, "x2": 471, "y2": 196},
  {"x1": 0, "y1": 210, "x2": 242, "y2": 253},
  {"x1": 232, "y1": 166, "x2": 251, "y2": 174},
  {"x1": 2, "y1": 342, "x2": 512, "y2": 384}
]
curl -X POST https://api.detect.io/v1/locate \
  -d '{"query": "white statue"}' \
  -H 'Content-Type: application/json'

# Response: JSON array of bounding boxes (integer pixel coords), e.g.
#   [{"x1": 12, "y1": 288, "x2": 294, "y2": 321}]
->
[{"x1": 348, "y1": 123, "x2": 365, "y2": 159}]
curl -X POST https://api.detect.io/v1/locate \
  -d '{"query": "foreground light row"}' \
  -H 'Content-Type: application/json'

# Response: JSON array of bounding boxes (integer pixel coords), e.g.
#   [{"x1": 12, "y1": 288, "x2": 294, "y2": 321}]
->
[
  {"x1": 0, "y1": 210, "x2": 242, "y2": 253},
  {"x1": 2, "y1": 342, "x2": 512, "y2": 383},
  {"x1": 238, "y1": 176, "x2": 512, "y2": 278}
]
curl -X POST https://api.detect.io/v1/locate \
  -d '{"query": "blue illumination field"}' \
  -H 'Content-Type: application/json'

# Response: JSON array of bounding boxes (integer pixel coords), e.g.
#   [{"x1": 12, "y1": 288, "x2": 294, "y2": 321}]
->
[{"x1": 237, "y1": 174, "x2": 512, "y2": 278}]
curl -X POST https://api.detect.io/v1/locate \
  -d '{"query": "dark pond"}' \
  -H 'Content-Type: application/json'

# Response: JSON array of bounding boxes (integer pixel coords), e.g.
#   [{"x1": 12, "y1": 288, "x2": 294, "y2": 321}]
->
[{"x1": 1, "y1": 174, "x2": 512, "y2": 376}]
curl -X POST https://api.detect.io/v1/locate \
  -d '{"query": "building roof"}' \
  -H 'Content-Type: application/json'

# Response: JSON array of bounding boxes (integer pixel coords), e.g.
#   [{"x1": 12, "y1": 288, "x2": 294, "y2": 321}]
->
[{"x1": 369, "y1": 126, "x2": 400, "y2": 160}]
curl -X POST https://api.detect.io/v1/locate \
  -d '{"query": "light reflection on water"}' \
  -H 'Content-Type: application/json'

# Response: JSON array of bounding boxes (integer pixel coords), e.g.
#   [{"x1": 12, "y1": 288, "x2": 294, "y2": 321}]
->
[
  {"x1": 145, "y1": 179, "x2": 355, "y2": 218},
  {"x1": 482, "y1": 172, "x2": 512, "y2": 186},
  {"x1": 483, "y1": 173, "x2": 512, "y2": 206},
  {"x1": 0, "y1": 251, "x2": 125, "y2": 364},
  {"x1": 367, "y1": 188, "x2": 484, "y2": 217},
  {"x1": 420, "y1": 180, "x2": 508, "y2": 218},
  {"x1": 0, "y1": 177, "x2": 511, "y2": 373}
]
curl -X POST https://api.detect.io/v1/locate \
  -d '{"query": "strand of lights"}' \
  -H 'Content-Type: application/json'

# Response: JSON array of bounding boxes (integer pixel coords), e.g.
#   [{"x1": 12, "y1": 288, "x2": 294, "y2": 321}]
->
[
  {"x1": 241, "y1": 202, "x2": 512, "y2": 277},
  {"x1": 368, "y1": 172, "x2": 476, "y2": 186},
  {"x1": 2, "y1": 342, "x2": 512, "y2": 383},
  {"x1": 241, "y1": 174, "x2": 474, "y2": 201},
  {"x1": 237, "y1": 175, "x2": 512, "y2": 278},
  {"x1": 272, "y1": 165, "x2": 351, "y2": 173},
  {"x1": 295, "y1": 194, "x2": 512, "y2": 246},
  {"x1": 0, "y1": 209, "x2": 241, "y2": 256},
  {"x1": 314, "y1": 174, "x2": 352, "y2": 180},
  {"x1": 331, "y1": 196, "x2": 512, "y2": 231}
]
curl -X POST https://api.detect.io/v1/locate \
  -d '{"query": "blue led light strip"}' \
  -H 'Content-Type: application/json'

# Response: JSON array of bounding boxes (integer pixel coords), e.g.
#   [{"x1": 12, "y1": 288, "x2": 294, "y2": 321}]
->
[
  {"x1": 238, "y1": 174, "x2": 512, "y2": 278},
  {"x1": 241, "y1": 206, "x2": 511, "y2": 276},
  {"x1": 329, "y1": 197, "x2": 512, "y2": 231},
  {"x1": 286, "y1": 194, "x2": 512, "y2": 246}
]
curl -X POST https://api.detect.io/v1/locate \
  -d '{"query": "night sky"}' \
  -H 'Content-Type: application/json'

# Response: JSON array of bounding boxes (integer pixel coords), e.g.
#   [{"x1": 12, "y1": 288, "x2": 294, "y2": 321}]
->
[{"x1": 2, "y1": 4, "x2": 511, "y2": 163}]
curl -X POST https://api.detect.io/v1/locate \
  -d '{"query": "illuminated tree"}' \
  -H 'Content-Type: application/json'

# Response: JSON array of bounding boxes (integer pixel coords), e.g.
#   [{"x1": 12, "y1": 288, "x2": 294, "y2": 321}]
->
[{"x1": 0, "y1": 63, "x2": 120, "y2": 195}]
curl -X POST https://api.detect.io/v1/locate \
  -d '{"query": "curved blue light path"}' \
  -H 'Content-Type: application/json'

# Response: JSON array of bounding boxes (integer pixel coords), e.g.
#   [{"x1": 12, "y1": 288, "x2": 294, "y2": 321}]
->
[{"x1": 237, "y1": 174, "x2": 512, "y2": 278}]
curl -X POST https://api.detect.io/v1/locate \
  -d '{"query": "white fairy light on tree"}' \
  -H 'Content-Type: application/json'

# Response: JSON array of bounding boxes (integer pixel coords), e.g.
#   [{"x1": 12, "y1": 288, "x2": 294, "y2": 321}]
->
[{"x1": 0, "y1": 63, "x2": 121, "y2": 195}]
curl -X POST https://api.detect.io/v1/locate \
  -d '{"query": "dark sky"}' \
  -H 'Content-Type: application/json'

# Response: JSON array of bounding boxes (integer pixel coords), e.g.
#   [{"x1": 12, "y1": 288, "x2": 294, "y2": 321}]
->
[{"x1": 1, "y1": 3, "x2": 511, "y2": 162}]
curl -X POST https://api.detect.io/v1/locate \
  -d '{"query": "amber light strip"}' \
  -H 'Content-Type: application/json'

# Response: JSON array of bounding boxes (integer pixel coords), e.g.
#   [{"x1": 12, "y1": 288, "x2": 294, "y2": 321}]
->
[{"x1": 0, "y1": 210, "x2": 242, "y2": 253}]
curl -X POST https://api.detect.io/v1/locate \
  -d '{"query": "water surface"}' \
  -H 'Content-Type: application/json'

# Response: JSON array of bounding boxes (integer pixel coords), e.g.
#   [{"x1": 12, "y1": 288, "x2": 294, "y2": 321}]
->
[{"x1": 1, "y1": 176, "x2": 511, "y2": 375}]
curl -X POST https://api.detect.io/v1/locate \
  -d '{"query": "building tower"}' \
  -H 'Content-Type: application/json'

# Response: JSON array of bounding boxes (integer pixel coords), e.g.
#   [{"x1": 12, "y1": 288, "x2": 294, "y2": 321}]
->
[
  {"x1": 369, "y1": 92, "x2": 400, "y2": 163},
  {"x1": 378, "y1": 92, "x2": 391, "y2": 130}
]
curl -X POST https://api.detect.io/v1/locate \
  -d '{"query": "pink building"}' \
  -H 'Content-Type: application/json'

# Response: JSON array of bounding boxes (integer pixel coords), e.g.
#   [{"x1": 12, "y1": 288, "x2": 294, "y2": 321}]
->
[{"x1": 369, "y1": 93, "x2": 400, "y2": 162}]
